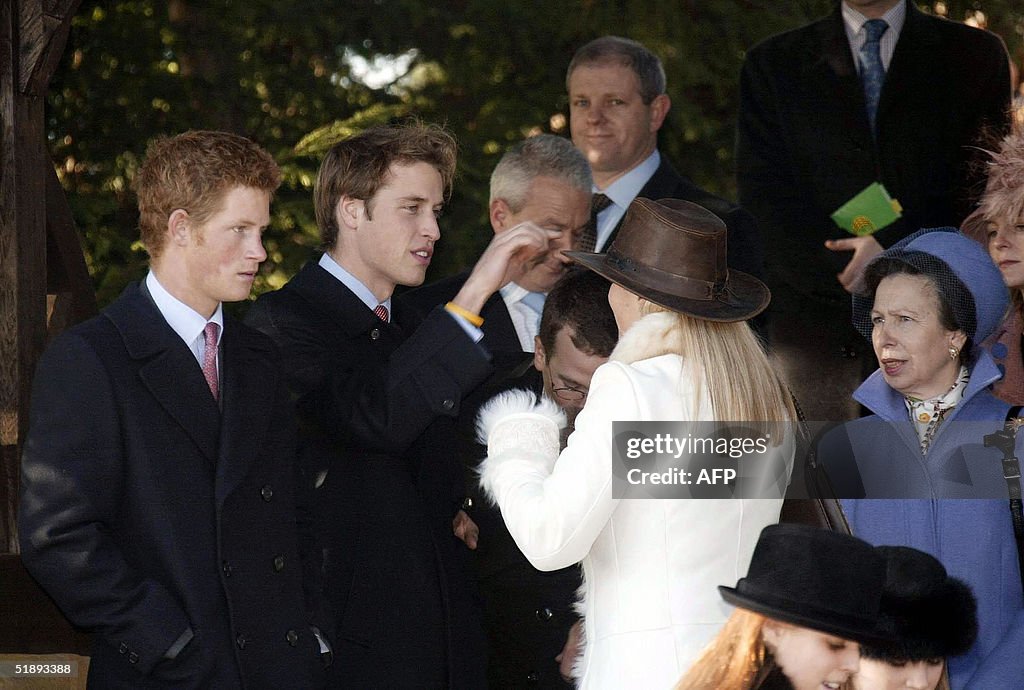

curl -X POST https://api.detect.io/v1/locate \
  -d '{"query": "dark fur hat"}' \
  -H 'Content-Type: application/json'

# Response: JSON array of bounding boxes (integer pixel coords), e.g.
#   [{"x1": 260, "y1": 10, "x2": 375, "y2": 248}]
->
[{"x1": 861, "y1": 546, "x2": 978, "y2": 661}]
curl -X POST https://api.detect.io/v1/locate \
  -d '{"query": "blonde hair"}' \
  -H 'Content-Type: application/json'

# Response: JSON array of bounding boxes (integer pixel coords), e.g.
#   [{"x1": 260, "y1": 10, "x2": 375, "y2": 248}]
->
[
  {"x1": 675, "y1": 609, "x2": 772, "y2": 690},
  {"x1": 639, "y1": 301, "x2": 797, "y2": 425},
  {"x1": 977, "y1": 129, "x2": 1024, "y2": 311}
]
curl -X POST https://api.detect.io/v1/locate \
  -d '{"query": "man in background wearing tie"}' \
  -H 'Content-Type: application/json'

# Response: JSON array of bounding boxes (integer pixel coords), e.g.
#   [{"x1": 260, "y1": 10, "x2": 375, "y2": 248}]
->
[
  {"x1": 566, "y1": 35, "x2": 763, "y2": 283},
  {"x1": 737, "y1": 0, "x2": 1010, "y2": 420},
  {"x1": 246, "y1": 123, "x2": 558, "y2": 688},
  {"x1": 19, "y1": 131, "x2": 330, "y2": 688}
]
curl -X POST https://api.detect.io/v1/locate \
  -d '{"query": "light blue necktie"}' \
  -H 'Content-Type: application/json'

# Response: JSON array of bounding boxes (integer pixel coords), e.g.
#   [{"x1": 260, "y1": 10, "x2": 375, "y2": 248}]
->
[
  {"x1": 859, "y1": 19, "x2": 888, "y2": 134},
  {"x1": 520, "y1": 291, "x2": 546, "y2": 315}
]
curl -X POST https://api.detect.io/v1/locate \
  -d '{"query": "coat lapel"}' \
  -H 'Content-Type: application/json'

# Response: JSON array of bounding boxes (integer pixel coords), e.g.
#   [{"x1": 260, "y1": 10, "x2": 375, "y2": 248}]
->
[
  {"x1": 215, "y1": 317, "x2": 278, "y2": 505},
  {"x1": 291, "y1": 261, "x2": 385, "y2": 340},
  {"x1": 807, "y1": 8, "x2": 873, "y2": 149},
  {"x1": 875, "y1": 2, "x2": 936, "y2": 128},
  {"x1": 106, "y1": 283, "x2": 221, "y2": 463}
]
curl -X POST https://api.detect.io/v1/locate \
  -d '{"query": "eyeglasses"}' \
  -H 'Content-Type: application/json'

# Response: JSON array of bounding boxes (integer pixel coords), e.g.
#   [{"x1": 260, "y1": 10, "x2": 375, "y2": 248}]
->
[{"x1": 551, "y1": 385, "x2": 587, "y2": 402}]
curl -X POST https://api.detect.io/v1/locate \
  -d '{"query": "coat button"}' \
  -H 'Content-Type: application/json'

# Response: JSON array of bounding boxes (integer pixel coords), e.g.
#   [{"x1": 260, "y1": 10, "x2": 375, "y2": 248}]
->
[
  {"x1": 286, "y1": 629, "x2": 299, "y2": 646},
  {"x1": 370, "y1": 328, "x2": 381, "y2": 340},
  {"x1": 442, "y1": 398, "x2": 455, "y2": 411},
  {"x1": 535, "y1": 607, "x2": 553, "y2": 621},
  {"x1": 118, "y1": 642, "x2": 128, "y2": 655},
  {"x1": 222, "y1": 561, "x2": 233, "y2": 577},
  {"x1": 236, "y1": 634, "x2": 248, "y2": 650},
  {"x1": 526, "y1": 671, "x2": 539, "y2": 683},
  {"x1": 273, "y1": 555, "x2": 286, "y2": 572},
  {"x1": 260, "y1": 485, "x2": 274, "y2": 502},
  {"x1": 128, "y1": 651, "x2": 139, "y2": 664}
]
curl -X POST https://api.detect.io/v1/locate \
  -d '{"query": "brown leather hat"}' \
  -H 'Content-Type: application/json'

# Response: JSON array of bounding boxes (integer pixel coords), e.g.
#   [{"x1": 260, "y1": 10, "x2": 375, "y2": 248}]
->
[{"x1": 565, "y1": 197, "x2": 769, "y2": 322}]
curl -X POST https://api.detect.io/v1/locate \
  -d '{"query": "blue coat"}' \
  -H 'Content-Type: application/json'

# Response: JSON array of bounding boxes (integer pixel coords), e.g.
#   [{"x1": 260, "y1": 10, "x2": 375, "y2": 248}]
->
[{"x1": 822, "y1": 354, "x2": 1024, "y2": 688}]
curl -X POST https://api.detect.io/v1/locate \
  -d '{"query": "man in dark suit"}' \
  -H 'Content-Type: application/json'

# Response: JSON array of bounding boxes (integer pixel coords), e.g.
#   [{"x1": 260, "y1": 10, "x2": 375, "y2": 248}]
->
[
  {"x1": 737, "y1": 0, "x2": 1010, "y2": 420},
  {"x1": 566, "y1": 35, "x2": 763, "y2": 281},
  {"x1": 19, "y1": 131, "x2": 329, "y2": 688},
  {"x1": 245, "y1": 123, "x2": 558, "y2": 688}
]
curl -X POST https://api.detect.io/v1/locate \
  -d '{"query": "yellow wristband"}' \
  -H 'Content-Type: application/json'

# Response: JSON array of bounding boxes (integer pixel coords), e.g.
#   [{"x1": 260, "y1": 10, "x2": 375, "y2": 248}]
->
[{"x1": 445, "y1": 302, "x2": 485, "y2": 327}]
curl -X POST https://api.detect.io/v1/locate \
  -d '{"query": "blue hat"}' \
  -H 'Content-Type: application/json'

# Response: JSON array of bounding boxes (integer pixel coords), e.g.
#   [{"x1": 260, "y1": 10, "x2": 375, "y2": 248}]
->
[{"x1": 852, "y1": 227, "x2": 1008, "y2": 346}]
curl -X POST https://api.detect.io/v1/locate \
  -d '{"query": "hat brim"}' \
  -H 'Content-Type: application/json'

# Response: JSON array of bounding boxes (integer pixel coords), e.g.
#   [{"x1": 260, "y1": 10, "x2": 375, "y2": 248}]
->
[
  {"x1": 566, "y1": 250, "x2": 770, "y2": 323},
  {"x1": 718, "y1": 585, "x2": 895, "y2": 646}
]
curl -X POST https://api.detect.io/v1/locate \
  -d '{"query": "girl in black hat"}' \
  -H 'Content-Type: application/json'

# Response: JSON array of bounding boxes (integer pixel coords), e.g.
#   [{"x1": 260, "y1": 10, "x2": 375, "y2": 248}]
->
[
  {"x1": 845, "y1": 546, "x2": 977, "y2": 690},
  {"x1": 676, "y1": 524, "x2": 893, "y2": 690}
]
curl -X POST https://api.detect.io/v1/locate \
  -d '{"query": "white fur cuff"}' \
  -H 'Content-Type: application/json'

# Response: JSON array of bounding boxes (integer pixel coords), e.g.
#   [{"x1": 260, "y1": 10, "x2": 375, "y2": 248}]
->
[{"x1": 475, "y1": 389, "x2": 566, "y2": 448}]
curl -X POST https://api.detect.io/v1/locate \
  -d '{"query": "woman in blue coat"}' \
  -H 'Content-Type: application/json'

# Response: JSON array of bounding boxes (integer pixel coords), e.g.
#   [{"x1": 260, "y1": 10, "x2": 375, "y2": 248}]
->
[{"x1": 819, "y1": 228, "x2": 1024, "y2": 688}]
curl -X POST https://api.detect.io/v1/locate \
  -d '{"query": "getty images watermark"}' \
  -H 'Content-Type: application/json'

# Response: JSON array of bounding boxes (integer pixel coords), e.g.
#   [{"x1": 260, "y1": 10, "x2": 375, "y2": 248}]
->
[{"x1": 612, "y1": 421, "x2": 796, "y2": 499}]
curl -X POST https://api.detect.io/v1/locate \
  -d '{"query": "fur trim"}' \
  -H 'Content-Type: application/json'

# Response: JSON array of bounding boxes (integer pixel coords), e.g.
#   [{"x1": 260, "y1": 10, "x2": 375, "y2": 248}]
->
[
  {"x1": 476, "y1": 389, "x2": 566, "y2": 507},
  {"x1": 475, "y1": 389, "x2": 565, "y2": 446},
  {"x1": 609, "y1": 311, "x2": 683, "y2": 365}
]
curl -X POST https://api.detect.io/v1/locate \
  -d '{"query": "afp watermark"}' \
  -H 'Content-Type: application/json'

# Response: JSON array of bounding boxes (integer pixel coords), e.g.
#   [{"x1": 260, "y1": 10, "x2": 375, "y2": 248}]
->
[{"x1": 612, "y1": 421, "x2": 796, "y2": 499}]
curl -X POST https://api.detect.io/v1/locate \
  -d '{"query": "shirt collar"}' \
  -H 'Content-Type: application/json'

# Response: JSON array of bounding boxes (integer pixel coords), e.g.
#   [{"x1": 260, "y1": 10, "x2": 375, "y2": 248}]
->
[
  {"x1": 146, "y1": 271, "x2": 223, "y2": 348},
  {"x1": 318, "y1": 252, "x2": 391, "y2": 313},
  {"x1": 842, "y1": 1, "x2": 906, "y2": 40},
  {"x1": 499, "y1": 281, "x2": 530, "y2": 303},
  {"x1": 904, "y1": 365, "x2": 969, "y2": 452},
  {"x1": 596, "y1": 149, "x2": 661, "y2": 209}
]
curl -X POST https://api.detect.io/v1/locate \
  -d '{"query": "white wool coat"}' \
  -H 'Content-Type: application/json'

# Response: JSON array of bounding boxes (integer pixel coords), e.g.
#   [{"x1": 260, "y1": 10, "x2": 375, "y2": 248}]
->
[{"x1": 478, "y1": 312, "x2": 793, "y2": 689}]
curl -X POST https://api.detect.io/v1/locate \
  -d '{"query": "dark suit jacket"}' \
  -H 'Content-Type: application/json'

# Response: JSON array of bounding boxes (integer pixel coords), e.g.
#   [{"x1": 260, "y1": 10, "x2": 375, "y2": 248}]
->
[
  {"x1": 737, "y1": 0, "x2": 1010, "y2": 307},
  {"x1": 400, "y1": 270, "x2": 526, "y2": 370},
  {"x1": 18, "y1": 283, "x2": 324, "y2": 689},
  {"x1": 246, "y1": 261, "x2": 493, "y2": 689},
  {"x1": 602, "y1": 155, "x2": 765, "y2": 282}
]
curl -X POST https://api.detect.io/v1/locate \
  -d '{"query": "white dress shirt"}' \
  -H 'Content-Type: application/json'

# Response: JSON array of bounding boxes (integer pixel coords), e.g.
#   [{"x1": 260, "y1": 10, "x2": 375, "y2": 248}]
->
[
  {"x1": 499, "y1": 282, "x2": 543, "y2": 352},
  {"x1": 593, "y1": 150, "x2": 661, "y2": 251},
  {"x1": 146, "y1": 271, "x2": 223, "y2": 369}
]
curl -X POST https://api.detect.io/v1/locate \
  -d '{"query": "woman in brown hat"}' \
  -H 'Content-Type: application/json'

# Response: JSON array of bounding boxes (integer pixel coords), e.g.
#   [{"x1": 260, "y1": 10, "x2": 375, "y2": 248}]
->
[
  {"x1": 676, "y1": 523, "x2": 893, "y2": 690},
  {"x1": 476, "y1": 198, "x2": 797, "y2": 689}
]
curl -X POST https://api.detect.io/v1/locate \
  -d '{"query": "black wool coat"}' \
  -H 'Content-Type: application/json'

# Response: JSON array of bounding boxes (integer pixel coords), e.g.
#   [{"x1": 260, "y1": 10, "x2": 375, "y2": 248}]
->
[
  {"x1": 19, "y1": 283, "x2": 326, "y2": 689},
  {"x1": 246, "y1": 260, "x2": 493, "y2": 689}
]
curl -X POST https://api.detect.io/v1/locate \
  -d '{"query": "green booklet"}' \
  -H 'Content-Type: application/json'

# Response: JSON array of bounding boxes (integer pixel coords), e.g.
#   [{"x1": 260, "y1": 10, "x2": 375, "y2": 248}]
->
[{"x1": 830, "y1": 182, "x2": 902, "y2": 236}]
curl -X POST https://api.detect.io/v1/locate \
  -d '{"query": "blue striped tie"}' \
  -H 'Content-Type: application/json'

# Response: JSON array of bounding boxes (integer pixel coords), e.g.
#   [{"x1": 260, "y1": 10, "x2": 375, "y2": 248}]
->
[{"x1": 859, "y1": 19, "x2": 888, "y2": 135}]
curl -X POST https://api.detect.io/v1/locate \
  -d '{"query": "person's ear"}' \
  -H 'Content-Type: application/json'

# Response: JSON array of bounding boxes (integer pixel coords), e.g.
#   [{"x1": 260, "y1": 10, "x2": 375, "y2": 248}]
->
[
  {"x1": 648, "y1": 93, "x2": 671, "y2": 132},
  {"x1": 168, "y1": 209, "x2": 190, "y2": 247},
  {"x1": 533, "y1": 336, "x2": 547, "y2": 373},
  {"x1": 490, "y1": 198, "x2": 511, "y2": 234},
  {"x1": 761, "y1": 619, "x2": 787, "y2": 652},
  {"x1": 951, "y1": 330, "x2": 968, "y2": 354},
  {"x1": 338, "y1": 195, "x2": 363, "y2": 231}
]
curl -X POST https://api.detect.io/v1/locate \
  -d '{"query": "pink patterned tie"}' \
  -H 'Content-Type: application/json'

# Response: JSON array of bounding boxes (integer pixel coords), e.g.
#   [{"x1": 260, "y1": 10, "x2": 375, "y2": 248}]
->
[
  {"x1": 202, "y1": 322, "x2": 220, "y2": 401},
  {"x1": 373, "y1": 304, "x2": 389, "y2": 323}
]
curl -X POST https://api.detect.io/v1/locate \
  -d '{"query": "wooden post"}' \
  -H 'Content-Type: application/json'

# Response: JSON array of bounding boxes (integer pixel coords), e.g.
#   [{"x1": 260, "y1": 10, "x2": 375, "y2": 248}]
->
[
  {"x1": 0, "y1": 0, "x2": 84, "y2": 554},
  {"x1": 0, "y1": 0, "x2": 93, "y2": 656}
]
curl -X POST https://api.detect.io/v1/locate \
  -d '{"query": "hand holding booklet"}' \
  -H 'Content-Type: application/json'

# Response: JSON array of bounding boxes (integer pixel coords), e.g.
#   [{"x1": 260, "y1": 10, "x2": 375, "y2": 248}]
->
[{"x1": 830, "y1": 182, "x2": 902, "y2": 236}]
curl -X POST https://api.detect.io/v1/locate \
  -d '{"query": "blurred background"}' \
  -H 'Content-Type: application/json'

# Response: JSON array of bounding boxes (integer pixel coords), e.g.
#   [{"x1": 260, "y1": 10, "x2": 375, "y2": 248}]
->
[{"x1": 46, "y1": 0, "x2": 1024, "y2": 309}]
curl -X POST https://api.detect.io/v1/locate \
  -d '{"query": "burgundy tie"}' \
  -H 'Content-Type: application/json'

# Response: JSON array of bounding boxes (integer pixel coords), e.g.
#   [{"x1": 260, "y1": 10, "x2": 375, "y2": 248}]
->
[
  {"x1": 202, "y1": 322, "x2": 220, "y2": 401},
  {"x1": 374, "y1": 304, "x2": 389, "y2": 323}
]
